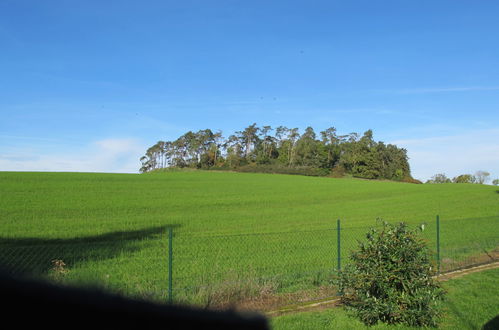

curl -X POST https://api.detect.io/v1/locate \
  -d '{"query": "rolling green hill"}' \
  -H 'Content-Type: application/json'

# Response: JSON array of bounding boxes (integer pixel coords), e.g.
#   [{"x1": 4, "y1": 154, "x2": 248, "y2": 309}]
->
[
  {"x1": 1, "y1": 170, "x2": 497, "y2": 237},
  {"x1": 0, "y1": 171, "x2": 497, "y2": 305}
]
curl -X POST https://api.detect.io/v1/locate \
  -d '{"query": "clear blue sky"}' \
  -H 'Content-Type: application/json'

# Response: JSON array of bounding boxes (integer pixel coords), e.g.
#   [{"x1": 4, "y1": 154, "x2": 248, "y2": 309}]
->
[{"x1": 1, "y1": 0, "x2": 498, "y2": 181}]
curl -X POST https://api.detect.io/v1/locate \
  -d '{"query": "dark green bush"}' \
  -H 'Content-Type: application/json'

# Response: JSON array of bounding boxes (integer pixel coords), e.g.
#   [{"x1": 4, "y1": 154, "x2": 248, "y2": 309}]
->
[{"x1": 338, "y1": 221, "x2": 445, "y2": 327}]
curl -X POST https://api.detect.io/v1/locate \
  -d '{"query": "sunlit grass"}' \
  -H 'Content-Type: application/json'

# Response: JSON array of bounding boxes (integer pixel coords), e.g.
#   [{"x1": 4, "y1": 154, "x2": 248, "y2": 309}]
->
[
  {"x1": 271, "y1": 267, "x2": 499, "y2": 330},
  {"x1": 0, "y1": 170, "x2": 497, "y2": 304}
]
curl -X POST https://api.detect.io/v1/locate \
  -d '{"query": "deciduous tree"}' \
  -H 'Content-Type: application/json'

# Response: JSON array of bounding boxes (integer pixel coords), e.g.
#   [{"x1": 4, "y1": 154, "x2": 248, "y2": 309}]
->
[{"x1": 475, "y1": 170, "x2": 490, "y2": 184}]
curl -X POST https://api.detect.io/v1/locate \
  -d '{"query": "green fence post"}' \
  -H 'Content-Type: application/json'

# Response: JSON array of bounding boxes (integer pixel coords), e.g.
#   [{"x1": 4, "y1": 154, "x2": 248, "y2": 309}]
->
[
  {"x1": 168, "y1": 227, "x2": 173, "y2": 304},
  {"x1": 337, "y1": 219, "x2": 341, "y2": 272},
  {"x1": 436, "y1": 215, "x2": 440, "y2": 275}
]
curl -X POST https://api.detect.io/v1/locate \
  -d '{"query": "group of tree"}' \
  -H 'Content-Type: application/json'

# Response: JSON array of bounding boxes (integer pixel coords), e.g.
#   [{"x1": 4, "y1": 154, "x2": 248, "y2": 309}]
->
[
  {"x1": 139, "y1": 124, "x2": 415, "y2": 182},
  {"x1": 426, "y1": 170, "x2": 497, "y2": 184}
]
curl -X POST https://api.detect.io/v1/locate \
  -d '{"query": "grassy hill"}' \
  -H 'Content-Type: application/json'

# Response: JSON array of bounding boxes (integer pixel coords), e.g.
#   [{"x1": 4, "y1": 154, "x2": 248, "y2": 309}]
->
[
  {"x1": 1, "y1": 170, "x2": 497, "y2": 237},
  {"x1": 0, "y1": 171, "x2": 497, "y2": 305}
]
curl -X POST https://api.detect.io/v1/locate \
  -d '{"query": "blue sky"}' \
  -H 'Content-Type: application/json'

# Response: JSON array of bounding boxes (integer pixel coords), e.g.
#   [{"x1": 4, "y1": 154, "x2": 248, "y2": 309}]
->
[{"x1": 1, "y1": 0, "x2": 498, "y2": 181}]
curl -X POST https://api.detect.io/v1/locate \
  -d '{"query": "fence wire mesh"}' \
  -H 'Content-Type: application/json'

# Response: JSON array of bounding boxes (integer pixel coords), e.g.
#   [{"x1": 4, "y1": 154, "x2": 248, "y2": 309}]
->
[
  {"x1": 0, "y1": 216, "x2": 497, "y2": 310},
  {"x1": 172, "y1": 228, "x2": 339, "y2": 308}
]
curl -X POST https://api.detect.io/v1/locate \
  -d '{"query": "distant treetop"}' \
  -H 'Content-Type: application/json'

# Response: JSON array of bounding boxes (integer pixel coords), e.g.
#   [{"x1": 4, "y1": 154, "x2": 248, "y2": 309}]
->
[{"x1": 427, "y1": 171, "x2": 492, "y2": 184}]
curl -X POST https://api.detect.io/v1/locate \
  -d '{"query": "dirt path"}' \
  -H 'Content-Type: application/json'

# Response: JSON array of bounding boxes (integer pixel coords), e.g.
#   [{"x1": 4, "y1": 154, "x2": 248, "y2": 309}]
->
[
  {"x1": 266, "y1": 261, "x2": 499, "y2": 317},
  {"x1": 437, "y1": 260, "x2": 499, "y2": 281}
]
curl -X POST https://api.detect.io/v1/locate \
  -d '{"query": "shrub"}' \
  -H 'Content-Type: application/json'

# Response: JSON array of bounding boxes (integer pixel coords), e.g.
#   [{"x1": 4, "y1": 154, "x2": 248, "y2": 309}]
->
[
  {"x1": 338, "y1": 221, "x2": 445, "y2": 327},
  {"x1": 402, "y1": 176, "x2": 423, "y2": 184},
  {"x1": 330, "y1": 164, "x2": 347, "y2": 178}
]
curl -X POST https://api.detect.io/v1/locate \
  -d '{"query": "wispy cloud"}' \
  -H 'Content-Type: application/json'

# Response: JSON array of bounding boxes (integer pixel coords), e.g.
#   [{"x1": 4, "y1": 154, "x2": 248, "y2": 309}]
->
[
  {"x1": 0, "y1": 138, "x2": 145, "y2": 173},
  {"x1": 391, "y1": 129, "x2": 499, "y2": 182}
]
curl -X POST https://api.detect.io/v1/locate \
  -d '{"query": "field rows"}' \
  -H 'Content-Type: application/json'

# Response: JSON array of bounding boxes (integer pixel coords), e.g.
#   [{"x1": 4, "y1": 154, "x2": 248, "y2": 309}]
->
[{"x1": 0, "y1": 171, "x2": 497, "y2": 305}]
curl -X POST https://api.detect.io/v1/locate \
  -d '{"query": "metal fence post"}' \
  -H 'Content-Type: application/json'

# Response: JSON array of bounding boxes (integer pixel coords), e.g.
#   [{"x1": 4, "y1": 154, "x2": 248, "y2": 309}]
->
[
  {"x1": 168, "y1": 227, "x2": 173, "y2": 304},
  {"x1": 337, "y1": 219, "x2": 341, "y2": 272},
  {"x1": 436, "y1": 215, "x2": 440, "y2": 275}
]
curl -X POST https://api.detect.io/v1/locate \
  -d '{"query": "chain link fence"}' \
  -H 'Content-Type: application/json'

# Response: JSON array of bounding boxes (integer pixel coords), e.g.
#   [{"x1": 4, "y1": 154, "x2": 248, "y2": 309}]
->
[{"x1": 0, "y1": 216, "x2": 497, "y2": 310}]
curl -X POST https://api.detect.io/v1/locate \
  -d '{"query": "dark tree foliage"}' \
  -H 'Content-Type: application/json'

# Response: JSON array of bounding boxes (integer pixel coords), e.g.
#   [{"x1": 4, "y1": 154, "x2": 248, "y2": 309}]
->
[
  {"x1": 139, "y1": 125, "x2": 413, "y2": 181},
  {"x1": 338, "y1": 222, "x2": 445, "y2": 327}
]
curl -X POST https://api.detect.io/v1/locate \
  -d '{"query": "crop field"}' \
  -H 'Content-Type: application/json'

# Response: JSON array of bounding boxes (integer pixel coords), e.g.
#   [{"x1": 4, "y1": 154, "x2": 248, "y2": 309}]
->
[{"x1": 0, "y1": 171, "x2": 498, "y2": 306}]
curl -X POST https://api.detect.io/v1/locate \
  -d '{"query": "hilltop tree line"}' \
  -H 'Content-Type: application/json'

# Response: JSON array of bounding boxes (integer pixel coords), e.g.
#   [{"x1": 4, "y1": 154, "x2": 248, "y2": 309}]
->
[
  {"x1": 427, "y1": 171, "x2": 497, "y2": 185},
  {"x1": 140, "y1": 124, "x2": 414, "y2": 181}
]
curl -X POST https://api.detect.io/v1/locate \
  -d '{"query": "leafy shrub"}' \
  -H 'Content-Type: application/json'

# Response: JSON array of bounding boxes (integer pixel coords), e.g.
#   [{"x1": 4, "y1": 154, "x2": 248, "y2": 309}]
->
[
  {"x1": 338, "y1": 221, "x2": 445, "y2": 327},
  {"x1": 402, "y1": 176, "x2": 423, "y2": 184},
  {"x1": 330, "y1": 164, "x2": 347, "y2": 178}
]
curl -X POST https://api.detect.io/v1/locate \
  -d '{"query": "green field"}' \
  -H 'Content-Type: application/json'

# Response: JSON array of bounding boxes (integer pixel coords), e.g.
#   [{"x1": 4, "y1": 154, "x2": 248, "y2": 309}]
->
[
  {"x1": 0, "y1": 171, "x2": 498, "y2": 305},
  {"x1": 272, "y1": 267, "x2": 499, "y2": 330}
]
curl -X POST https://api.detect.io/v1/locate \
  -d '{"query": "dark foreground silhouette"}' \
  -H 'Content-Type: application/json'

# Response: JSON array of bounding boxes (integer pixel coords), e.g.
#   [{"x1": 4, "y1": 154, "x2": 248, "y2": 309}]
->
[{"x1": 1, "y1": 269, "x2": 269, "y2": 330}]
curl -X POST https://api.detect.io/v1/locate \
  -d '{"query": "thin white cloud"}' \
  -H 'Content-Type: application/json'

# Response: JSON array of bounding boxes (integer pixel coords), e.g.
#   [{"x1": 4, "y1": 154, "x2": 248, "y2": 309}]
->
[
  {"x1": 0, "y1": 138, "x2": 145, "y2": 173},
  {"x1": 391, "y1": 129, "x2": 499, "y2": 182}
]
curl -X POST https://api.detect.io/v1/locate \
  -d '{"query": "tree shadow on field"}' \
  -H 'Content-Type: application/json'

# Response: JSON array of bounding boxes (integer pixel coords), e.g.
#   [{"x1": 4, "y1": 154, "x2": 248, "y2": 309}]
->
[
  {"x1": 0, "y1": 225, "x2": 179, "y2": 277},
  {"x1": 483, "y1": 315, "x2": 499, "y2": 329}
]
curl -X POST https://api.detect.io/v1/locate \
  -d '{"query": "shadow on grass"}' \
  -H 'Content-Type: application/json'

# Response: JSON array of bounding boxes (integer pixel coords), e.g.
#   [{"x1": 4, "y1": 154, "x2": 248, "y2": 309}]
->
[
  {"x1": 0, "y1": 225, "x2": 179, "y2": 276},
  {"x1": 483, "y1": 314, "x2": 499, "y2": 329}
]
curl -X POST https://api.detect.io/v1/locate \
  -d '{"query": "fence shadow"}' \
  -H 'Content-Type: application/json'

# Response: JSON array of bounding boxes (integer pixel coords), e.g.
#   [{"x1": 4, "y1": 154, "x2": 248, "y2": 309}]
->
[{"x1": 0, "y1": 225, "x2": 179, "y2": 276}]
